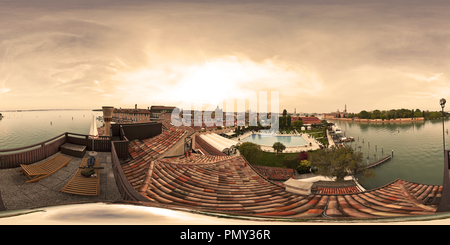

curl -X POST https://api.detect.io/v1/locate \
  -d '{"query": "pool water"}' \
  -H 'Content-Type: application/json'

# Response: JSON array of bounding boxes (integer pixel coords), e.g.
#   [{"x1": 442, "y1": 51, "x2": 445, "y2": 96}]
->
[{"x1": 241, "y1": 134, "x2": 308, "y2": 146}]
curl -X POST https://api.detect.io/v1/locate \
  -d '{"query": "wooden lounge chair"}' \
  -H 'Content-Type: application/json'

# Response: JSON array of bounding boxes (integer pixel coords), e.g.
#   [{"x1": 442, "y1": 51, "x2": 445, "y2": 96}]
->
[
  {"x1": 18, "y1": 155, "x2": 71, "y2": 183},
  {"x1": 59, "y1": 157, "x2": 100, "y2": 196}
]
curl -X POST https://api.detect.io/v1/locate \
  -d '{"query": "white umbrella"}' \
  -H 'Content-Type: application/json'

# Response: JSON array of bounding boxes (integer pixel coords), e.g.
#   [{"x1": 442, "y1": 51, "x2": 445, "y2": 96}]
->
[{"x1": 89, "y1": 115, "x2": 99, "y2": 156}]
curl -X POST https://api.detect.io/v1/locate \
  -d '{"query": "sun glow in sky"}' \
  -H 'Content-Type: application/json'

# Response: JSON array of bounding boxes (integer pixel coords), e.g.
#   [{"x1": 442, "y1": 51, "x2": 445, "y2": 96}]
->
[{"x1": 1, "y1": 0, "x2": 450, "y2": 113}]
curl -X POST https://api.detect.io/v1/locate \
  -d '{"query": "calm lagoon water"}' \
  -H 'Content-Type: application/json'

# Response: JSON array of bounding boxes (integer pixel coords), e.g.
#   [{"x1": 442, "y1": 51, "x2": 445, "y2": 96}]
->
[
  {"x1": 0, "y1": 110, "x2": 103, "y2": 150},
  {"x1": 332, "y1": 119, "x2": 450, "y2": 190},
  {"x1": 242, "y1": 134, "x2": 308, "y2": 146}
]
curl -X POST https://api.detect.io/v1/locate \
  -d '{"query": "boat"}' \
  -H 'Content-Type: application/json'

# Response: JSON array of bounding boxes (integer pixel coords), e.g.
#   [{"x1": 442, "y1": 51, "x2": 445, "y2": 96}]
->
[{"x1": 339, "y1": 136, "x2": 355, "y2": 142}]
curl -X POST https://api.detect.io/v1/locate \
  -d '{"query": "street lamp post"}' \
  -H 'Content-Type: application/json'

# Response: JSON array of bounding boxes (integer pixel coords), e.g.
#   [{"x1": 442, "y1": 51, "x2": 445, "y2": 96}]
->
[
  {"x1": 437, "y1": 98, "x2": 450, "y2": 212},
  {"x1": 442, "y1": 98, "x2": 447, "y2": 154}
]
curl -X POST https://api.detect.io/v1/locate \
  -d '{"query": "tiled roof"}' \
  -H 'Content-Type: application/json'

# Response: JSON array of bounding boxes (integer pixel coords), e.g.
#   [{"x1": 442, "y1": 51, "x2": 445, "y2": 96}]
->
[
  {"x1": 127, "y1": 127, "x2": 186, "y2": 160},
  {"x1": 157, "y1": 113, "x2": 196, "y2": 135},
  {"x1": 151, "y1": 106, "x2": 176, "y2": 110},
  {"x1": 161, "y1": 154, "x2": 235, "y2": 165},
  {"x1": 314, "y1": 186, "x2": 361, "y2": 195},
  {"x1": 142, "y1": 156, "x2": 292, "y2": 211},
  {"x1": 250, "y1": 165, "x2": 294, "y2": 181},
  {"x1": 122, "y1": 127, "x2": 187, "y2": 191},
  {"x1": 138, "y1": 165, "x2": 440, "y2": 218},
  {"x1": 114, "y1": 108, "x2": 151, "y2": 114},
  {"x1": 299, "y1": 117, "x2": 322, "y2": 124}
]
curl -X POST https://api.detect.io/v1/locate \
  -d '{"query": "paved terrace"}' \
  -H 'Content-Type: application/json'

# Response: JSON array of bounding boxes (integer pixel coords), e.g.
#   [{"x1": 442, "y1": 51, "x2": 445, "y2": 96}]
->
[{"x1": 0, "y1": 152, "x2": 122, "y2": 211}]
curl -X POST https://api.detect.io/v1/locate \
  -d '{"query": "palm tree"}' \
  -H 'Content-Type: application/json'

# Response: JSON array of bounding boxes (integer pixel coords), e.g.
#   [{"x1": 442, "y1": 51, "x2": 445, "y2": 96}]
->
[{"x1": 272, "y1": 142, "x2": 286, "y2": 156}]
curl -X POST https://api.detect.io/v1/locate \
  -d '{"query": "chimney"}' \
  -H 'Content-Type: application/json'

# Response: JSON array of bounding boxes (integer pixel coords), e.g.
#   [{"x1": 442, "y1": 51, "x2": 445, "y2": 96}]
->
[{"x1": 102, "y1": 106, "x2": 114, "y2": 136}]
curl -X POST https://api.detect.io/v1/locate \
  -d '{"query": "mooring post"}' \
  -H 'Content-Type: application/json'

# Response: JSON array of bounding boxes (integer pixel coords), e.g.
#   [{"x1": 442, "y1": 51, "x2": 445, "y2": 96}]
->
[{"x1": 392, "y1": 150, "x2": 394, "y2": 157}]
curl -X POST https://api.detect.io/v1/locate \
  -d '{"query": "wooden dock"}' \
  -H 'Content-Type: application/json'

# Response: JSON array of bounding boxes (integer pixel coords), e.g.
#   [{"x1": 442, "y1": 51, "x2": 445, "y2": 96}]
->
[{"x1": 366, "y1": 155, "x2": 392, "y2": 169}]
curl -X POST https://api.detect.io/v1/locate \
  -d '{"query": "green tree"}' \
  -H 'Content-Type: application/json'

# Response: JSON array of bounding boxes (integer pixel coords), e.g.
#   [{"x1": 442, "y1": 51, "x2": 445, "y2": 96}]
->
[
  {"x1": 286, "y1": 115, "x2": 291, "y2": 128},
  {"x1": 414, "y1": 109, "x2": 422, "y2": 118},
  {"x1": 358, "y1": 110, "x2": 370, "y2": 119},
  {"x1": 292, "y1": 119, "x2": 303, "y2": 129},
  {"x1": 279, "y1": 116, "x2": 286, "y2": 128},
  {"x1": 373, "y1": 109, "x2": 381, "y2": 119},
  {"x1": 283, "y1": 109, "x2": 287, "y2": 117},
  {"x1": 310, "y1": 145, "x2": 374, "y2": 182},
  {"x1": 429, "y1": 111, "x2": 441, "y2": 119},
  {"x1": 272, "y1": 142, "x2": 286, "y2": 156},
  {"x1": 238, "y1": 142, "x2": 263, "y2": 165}
]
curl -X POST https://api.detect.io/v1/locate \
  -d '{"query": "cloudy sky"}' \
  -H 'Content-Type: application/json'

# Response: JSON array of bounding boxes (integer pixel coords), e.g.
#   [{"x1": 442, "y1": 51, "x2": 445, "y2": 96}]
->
[{"x1": 0, "y1": 0, "x2": 449, "y2": 113}]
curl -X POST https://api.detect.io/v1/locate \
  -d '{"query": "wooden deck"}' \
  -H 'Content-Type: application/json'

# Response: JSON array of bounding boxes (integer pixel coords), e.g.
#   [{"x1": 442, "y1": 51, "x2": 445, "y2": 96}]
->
[
  {"x1": 366, "y1": 155, "x2": 392, "y2": 169},
  {"x1": 59, "y1": 157, "x2": 100, "y2": 196}
]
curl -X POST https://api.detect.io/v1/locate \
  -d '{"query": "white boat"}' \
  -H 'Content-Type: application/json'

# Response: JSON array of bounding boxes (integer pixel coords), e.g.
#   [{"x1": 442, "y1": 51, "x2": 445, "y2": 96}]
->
[{"x1": 339, "y1": 136, "x2": 354, "y2": 142}]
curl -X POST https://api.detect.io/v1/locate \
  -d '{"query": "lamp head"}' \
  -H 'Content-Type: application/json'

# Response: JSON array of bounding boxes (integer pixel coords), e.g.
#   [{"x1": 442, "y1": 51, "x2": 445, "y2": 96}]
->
[{"x1": 441, "y1": 98, "x2": 447, "y2": 108}]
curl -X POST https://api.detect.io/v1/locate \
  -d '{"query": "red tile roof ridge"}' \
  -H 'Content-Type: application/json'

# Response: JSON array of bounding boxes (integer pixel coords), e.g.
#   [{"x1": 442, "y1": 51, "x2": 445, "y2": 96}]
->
[
  {"x1": 156, "y1": 155, "x2": 244, "y2": 166},
  {"x1": 138, "y1": 160, "x2": 156, "y2": 195},
  {"x1": 396, "y1": 180, "x2": 437, "y2": 212},
  {"x1": 158, "y1": 154, "x2": 235, "y2": 165}
]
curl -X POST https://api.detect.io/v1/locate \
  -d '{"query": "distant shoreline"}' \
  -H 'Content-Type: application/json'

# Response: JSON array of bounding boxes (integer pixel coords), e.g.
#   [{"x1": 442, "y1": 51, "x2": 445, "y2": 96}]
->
[{"x1": 0, "y1": 109, "x2": 93, "y2": 112}]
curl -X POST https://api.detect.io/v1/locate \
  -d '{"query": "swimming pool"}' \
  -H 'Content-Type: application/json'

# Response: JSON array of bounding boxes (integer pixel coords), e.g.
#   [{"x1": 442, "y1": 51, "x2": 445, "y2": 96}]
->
[{"x1": 241, "y1": 134, "x2": 308, "y2": 146}]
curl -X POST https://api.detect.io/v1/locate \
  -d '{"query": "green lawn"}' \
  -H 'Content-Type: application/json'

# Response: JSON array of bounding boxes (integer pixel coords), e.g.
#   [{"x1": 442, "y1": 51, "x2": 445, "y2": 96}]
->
[
  {"x1": 254, "y1": 151, "x2": 298, "y2": 168},
  {"x1": 255, "y1": 150, "x2": 319, "y2": 168}
]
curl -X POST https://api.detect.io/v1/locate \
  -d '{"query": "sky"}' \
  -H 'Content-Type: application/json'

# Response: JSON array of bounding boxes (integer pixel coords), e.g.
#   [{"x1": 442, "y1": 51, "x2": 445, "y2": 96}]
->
[{"x1": 0, "y1": 0, "x2": 450, "y2": 113}]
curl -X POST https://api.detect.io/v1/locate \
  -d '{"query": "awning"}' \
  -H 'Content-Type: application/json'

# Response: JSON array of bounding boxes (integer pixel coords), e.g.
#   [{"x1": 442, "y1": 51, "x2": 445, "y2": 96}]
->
[
  {"x1": 224, "y1": 131, "x2": 235, "y2": 136},
  {"x1": 199, "y1": 133, "x2": 236, "y2": 154}
]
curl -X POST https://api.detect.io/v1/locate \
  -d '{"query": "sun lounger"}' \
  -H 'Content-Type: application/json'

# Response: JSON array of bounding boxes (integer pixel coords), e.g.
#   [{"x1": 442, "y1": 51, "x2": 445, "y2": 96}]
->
[
  {"x1": 18, "y1": 154, "x2": 71, "y2": 183},
  {"x1": 59, "y1": 157, "x2": 100, "y2": 196}
]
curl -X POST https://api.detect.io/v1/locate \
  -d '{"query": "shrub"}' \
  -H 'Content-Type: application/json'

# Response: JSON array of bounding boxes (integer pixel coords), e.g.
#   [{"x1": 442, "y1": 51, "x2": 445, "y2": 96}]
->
[
  {"x1": 238, "y1": 142, "x2": 263, "y2": 165},
  {"x1": 297, "y1": 160, "x2": 311, "y2": 174},
  {"x1": 297, "y1": 151, "x2": 309, "y2": 161}
]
